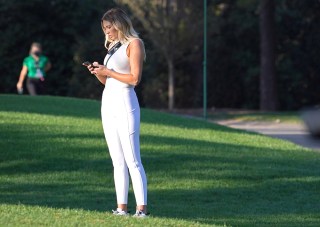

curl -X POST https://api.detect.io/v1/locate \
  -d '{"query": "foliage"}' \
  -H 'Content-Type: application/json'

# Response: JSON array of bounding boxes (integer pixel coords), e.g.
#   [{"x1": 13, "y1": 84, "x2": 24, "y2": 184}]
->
[
  {"x1": 276, "y1": 0, "x2": 320, "y2": 109},
  {"x1": 116, "y1": 0, "x2": 204, "y2": 109},
  {"x1": 0, "y1": 0, "x2": 320, "y2": 110},
  {"x1": 0, "y1": 0, "x2": 114, "y2": 97},
  {"x1": 1, "y1": 95, "x2": 320, "y2": 226},
  {"x1": 207, "y1": 0, "x2": 320, "y2": 110},
  {"x1": 207, "y1": 0, "x2": 260, "y2": 109}
]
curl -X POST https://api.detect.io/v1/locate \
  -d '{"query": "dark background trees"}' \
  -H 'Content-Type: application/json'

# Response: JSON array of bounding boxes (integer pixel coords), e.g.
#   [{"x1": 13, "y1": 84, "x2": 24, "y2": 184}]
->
[
  {"x1": 0, "y1": 0, "x2": 319, "y2": 110},
  {"x1": 259, "y1": 0, "x2": 277, "y2": 110},
  {"x1": 0, "y1": 0, "x2": 115, "y2": 98},
  {"x1": 116, "y1": 0, "x2": 203, "y2": 110}
]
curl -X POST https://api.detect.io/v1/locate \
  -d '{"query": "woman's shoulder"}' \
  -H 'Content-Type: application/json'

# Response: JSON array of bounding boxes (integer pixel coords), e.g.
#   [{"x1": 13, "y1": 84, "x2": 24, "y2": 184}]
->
[
  {"x1": 23, "y1": 55, "x2": 32, "y2": 61},
  {"x1": 126, "y1": 38, "x2": 146, "y2": 60},
  {"x1": 126, "y1": 38, "x2": 144, "y2": 50},
  {"x1": 127, "y1": 38, "x2": 143, "y2": 45},
  {"x1": 23, "y1": 55, "x2": 32, "y2": 64}
]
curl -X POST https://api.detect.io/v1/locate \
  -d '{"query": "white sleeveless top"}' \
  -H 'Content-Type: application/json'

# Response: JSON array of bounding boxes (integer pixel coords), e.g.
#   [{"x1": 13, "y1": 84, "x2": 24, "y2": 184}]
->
[{"x1": 103, "y1": 40, "x2": 133, "y2": 89}]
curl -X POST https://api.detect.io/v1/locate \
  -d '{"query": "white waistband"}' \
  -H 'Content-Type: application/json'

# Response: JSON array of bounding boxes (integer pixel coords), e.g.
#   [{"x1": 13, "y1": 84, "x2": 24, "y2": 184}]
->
[{"x1": 105, "y1": 78, "x2": 133, "y2": 89}]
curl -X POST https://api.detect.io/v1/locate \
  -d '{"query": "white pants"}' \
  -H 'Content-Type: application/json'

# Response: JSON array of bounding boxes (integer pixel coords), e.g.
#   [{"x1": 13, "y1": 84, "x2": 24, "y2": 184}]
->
[{"x1": 101, "y1": 85, "x2": 147, "y2": 205}]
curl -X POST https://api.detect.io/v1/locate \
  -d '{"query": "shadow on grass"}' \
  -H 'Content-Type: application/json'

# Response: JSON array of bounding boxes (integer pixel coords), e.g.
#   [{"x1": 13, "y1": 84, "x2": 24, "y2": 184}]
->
[
  {"x1": 1, "y1": 132, "x2": 320, "y2": 226},
  {"x1": 1, "y1": 95, "x2": 320, "y2": 225},
  {"x1": 1, "y1": 180, "x2": 319, "y2": 226}
]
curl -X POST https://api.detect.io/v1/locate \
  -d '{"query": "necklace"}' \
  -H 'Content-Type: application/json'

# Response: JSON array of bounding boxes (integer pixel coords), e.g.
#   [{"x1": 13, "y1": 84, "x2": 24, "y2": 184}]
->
[
  {"x1": 108, "y1": 41, "x2": 121, "y2": 54},
  {"x1": 105, "y1": 42, "x2": 122, "y2": 66},
  {"x1": 109, "y1": 40, "x2": 119, "y2": 50}
]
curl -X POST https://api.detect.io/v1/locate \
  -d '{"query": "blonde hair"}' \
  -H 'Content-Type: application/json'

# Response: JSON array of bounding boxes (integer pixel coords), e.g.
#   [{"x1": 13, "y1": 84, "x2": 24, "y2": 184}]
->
[{"x1": 101, "y1": 8, "x2": 140, "y2": 49}]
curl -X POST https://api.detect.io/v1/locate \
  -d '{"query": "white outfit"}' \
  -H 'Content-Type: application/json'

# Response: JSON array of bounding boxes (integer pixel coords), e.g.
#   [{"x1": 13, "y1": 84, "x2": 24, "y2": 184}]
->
[{"x1": 101, "y1": 40, "x2": 147, "y2": 205}]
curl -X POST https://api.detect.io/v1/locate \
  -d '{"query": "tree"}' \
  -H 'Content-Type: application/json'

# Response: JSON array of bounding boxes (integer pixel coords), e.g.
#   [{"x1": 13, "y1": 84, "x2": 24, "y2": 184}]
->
[
  {"x1": 2, "y1": 0, "x2": 319, "y2": 110},
  {"x1": 0, "y1": 0, "x2": 114, "y2": 97},
  {"x1": 259, "y1": 0, "x2": 277, "y2": 110},
  {"x1": 116, "y1": 0, "x2": 202, "y2": 110}
]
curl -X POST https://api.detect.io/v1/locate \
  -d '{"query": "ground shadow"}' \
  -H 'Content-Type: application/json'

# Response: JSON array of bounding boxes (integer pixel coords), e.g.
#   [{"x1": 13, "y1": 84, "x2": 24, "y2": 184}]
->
[
  {"x1": 1, "y1": 95, "x2": 320, "y2": 226},
  {"x1": 1, "y1": 131, "x2": 320, "y2": 226}
]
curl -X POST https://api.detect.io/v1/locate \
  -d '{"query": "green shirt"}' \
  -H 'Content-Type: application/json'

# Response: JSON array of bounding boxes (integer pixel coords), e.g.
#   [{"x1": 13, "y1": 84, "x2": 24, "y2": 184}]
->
[{"x1": 23, "y1": 55, "x2": 49, "y2": 78}]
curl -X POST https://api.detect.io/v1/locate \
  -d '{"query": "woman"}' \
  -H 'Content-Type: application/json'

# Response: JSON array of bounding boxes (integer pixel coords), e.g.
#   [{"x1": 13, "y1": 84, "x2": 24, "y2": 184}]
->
[
  {"x1": 16, "y1": 42, "x2": 51, "y2": 95},
  {"x1": 84, "y1": 8, "x2": 148, "y2": 217}
]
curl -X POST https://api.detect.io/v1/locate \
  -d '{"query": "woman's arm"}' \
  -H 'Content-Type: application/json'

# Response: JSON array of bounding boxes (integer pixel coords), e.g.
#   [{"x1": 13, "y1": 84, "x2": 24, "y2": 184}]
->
[
  {"x1": 93, "y1": 39, "x2": 144, "y2": 86},
  {"x1": 86, "y1": 62, "x2": 107, "y2": 85},
  {"x1": 94, "y1": 74, "x2": 107, "y2": 85},
  {"x1": 17, "y1": 65, "x2": 28, "y2": 89}
]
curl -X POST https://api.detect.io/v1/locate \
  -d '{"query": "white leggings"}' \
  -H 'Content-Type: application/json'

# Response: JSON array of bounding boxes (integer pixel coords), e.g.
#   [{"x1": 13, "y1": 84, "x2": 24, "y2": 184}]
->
[{"x1": 101, "y1": 86, "x2": 147, "y2": 205}]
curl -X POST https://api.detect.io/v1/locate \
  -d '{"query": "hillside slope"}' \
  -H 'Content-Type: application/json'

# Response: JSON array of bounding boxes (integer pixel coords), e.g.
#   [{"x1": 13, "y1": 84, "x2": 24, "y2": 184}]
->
[{"x1": 1, "y1": 95, "x2": 320, "y2": 226}]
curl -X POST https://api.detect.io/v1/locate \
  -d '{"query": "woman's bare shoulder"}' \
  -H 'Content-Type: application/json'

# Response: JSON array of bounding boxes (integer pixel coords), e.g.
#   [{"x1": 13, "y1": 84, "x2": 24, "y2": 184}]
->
[
  {"x1": 127, "y1": 38, "x2": 145, "y2": 58},
  {"x1": 128, "y1": 38, "x2": 143, "y2": 47}
]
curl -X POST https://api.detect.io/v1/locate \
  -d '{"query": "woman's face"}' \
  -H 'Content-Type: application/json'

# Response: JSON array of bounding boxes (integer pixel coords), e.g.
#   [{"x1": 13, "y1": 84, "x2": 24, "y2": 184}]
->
[
  {"x1": 31, "y1": 46, "x2": 41, "y2": 56},
  {"x1": 102, "y1": 20, "x2": 118, "y2": 41}
]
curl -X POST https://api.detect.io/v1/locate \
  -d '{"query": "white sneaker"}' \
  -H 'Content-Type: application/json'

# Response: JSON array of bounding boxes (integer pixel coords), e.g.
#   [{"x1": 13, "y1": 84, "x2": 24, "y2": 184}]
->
[
  {"x1": 112, "y1": 208, "x2": 129, "y2": 216},
  {"x1": 133, "y1": 210, "x2": 149, "y2": 218}
]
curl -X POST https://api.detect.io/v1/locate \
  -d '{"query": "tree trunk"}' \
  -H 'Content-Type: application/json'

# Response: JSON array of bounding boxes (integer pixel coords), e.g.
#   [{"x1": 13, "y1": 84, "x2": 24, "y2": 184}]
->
[
  {"x1": 168, "y1": 58, "x2": 175, "y2": 110},
  {"x1": 259, "y1": 0, "x2": 277, "y2": 110},
  {"x1": 167, "y1": 0, "x2": 175, "y2": 110}
]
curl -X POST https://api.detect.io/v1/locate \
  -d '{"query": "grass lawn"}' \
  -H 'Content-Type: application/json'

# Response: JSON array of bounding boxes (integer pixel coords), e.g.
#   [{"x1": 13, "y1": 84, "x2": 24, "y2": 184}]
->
[
  {"x1": 1, "y1": 94, "x2": 320, "y2": 226},
  {"x1": 208, "y1": 112, "x2": 301, "y2": 123}
]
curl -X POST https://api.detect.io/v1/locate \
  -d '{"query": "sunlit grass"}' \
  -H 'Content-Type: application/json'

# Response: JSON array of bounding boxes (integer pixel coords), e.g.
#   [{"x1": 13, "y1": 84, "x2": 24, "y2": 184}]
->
[{"x1": 0, "y1": 95, "x2": 320, "y2": 226}]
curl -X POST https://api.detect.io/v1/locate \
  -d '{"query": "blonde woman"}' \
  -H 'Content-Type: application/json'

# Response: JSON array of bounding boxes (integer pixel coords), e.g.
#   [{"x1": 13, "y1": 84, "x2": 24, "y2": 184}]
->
[{"x1": 84, "y1": 8, "x2": 148, "y2": 217}]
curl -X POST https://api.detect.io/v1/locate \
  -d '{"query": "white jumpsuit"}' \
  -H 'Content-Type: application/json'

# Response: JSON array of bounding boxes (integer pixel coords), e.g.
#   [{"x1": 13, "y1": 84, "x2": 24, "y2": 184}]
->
[{"x1": 101, "y1": 40, "x2": 147, "y2": 206}]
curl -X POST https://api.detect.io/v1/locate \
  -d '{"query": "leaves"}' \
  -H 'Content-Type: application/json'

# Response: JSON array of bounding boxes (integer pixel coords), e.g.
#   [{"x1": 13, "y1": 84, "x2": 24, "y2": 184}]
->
[{"x1": 1, "y1": 0, "x2": 319, "y2": 109}]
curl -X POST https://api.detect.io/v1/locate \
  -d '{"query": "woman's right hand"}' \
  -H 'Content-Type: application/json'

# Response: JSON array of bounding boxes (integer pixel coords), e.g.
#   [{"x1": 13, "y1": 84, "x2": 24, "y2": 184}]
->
[
  {"x1": 86, "y1": 62, "x2": 99, "y2": 75},
  {"x1": 16, "y1": 81, "x2": 22, "y2": 89}
]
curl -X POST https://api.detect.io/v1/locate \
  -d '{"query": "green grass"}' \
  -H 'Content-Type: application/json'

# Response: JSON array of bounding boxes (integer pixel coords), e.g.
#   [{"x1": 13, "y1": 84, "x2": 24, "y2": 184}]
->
[
  {"x1": 1, "y1": 94, "x2": 320, "y2": 226},
  {"x1": 209, "y1": 112, "x2": 301, "y2": 123}
]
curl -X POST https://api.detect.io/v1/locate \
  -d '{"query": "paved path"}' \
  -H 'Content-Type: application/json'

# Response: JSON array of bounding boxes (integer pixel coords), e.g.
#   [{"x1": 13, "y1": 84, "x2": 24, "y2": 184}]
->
[{"x1": 214, "y1": 120, "x2": 320, "y2": 151}]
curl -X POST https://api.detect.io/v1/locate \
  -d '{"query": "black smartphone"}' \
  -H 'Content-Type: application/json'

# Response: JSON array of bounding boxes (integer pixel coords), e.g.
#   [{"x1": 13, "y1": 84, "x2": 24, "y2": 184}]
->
[{"x1": 82, "y1": 61, "x2": 98, "y2": 68}]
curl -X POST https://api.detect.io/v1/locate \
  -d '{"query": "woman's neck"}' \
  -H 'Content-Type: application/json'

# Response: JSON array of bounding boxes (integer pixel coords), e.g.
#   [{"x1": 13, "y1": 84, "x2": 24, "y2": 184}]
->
[{"x1": 109, "y1": 40, "x2": 120, "y2": 49}]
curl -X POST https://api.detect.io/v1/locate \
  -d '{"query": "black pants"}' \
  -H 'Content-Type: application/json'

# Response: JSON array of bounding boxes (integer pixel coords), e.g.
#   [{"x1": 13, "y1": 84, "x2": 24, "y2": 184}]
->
[{"x1": 26, "y1": 78, "x2": 45, "y2": 96}]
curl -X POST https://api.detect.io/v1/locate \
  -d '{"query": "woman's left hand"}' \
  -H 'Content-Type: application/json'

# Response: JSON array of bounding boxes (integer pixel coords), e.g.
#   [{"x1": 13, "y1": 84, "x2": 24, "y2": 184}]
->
[{"x1": 92, "y1": 62, "x2": 108, "y2": 77}]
